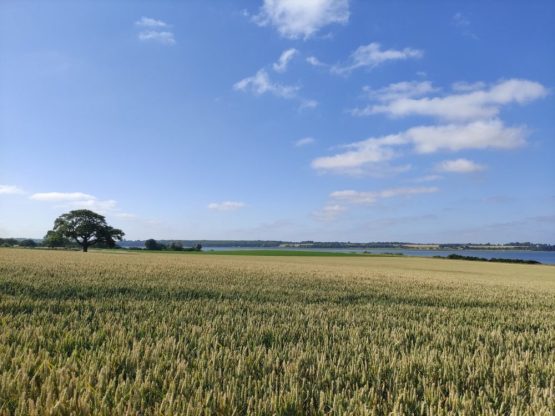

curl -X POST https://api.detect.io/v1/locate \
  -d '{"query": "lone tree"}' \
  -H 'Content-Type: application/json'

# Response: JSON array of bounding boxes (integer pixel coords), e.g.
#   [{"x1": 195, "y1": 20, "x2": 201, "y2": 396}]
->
[{"x1": 47, "y1": 209, "x2": 124, "y2": 252}]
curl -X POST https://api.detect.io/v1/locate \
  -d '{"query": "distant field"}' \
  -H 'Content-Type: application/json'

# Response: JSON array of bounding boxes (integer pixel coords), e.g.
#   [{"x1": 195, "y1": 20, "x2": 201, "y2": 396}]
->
[{"x1": 0, "y1": 249, "x2": 554, "y2": 415}]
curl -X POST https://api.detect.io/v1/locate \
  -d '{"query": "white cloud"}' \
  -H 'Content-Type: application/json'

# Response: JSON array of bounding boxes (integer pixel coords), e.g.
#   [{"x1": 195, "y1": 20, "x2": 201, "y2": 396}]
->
[
  {"x1": 253, "y1": 0, "x2": 350, "y2": 39},
  {"x1": 0, "y1": 185, "x2": 24, "y2": 195},
  {"x1": 138, "y1": 31, "x2": 176, "y2": 45},
  {"x1": 311, "y1": 133, "x2": 406, "y2": 175},
  {"x1": 234, "y1": 69, "x2": 298, "y2": 98},
  {"x1": 312, "y1": 204, "x2": 346, "y2": 221},
  {"x1": 437, "y1": 158, "x2": 485, "y2": 173},
  {"x1": 332, "y1": 42, "x2": 423, "y2": 75},
  {"x1": 135, "y1": 17, "x2": 169, "y2": 28},
  {"x1": 30, "y1": 192, "x2": 134, "y2": 218},
  {"x1": 273, "y1": 48, "x2": 298, "y2": 72},
  {"x1": 408, "y1": 120, "x2": 525, "y2": 153},
  {"x1": 30, "y1": 192, "x2": 96, "y2": 202},
  {"x1": 208, "y1": 201, "x2": 246, "y2": 211},
  {"x1": 330, "y1": 187, "x2": 438, "y2": 205},
  {"x1": 295, "y1": 137, "x2": 316, "y2": 147},
  {"x1": 312, "y1": 119, "x2": 525, "y2": 174},
  {"x1": 359, "y1": 79, "x2": 547, "y2": 121},
  {"x1": 67, "y1": 199, "x2": 118, "y2": 211}
]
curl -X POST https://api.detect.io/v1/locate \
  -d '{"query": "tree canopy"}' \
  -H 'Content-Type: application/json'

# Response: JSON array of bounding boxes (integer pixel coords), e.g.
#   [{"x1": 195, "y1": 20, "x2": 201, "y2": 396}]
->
[
  {"x1": 145, "y1": 239, "x2": 164, "y2": 250},
  {"x1": 47, "y1": 209, "x2": 124, "y2": 252}
]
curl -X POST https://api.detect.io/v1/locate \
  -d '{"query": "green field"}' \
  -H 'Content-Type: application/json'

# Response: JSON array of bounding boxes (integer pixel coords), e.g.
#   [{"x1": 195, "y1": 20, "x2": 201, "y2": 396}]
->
[
  {"x1": 203, "y1": 249, "x2": 377, "y2": 257},
  {"x1": 1, "y1": 249, "x2": 554, "y2": 415}
]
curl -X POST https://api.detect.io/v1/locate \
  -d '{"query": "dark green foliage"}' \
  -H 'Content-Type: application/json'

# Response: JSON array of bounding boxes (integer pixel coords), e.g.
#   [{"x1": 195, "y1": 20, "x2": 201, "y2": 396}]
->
[
  {"x1": 145, "y1": 239, "x2": 164, "y2": 250},
  {"x1": 18, "y1": 239, "x2": 37, "y2": 247},
  {"x1": 0, "y1": 238, "x2": 18, "y2": 247},
  {"x1": 443, "y1": 254, "x2": 541, "y2": 264},
  {"x1": 46, "y1": 209, "x2": 124, "y2": 252},
  {"x1": 42, "y1": 230, "x2": 72, "y2": 248},
  {"x1": 169, "y1": 241, "x2": 183, "y2": 251}
]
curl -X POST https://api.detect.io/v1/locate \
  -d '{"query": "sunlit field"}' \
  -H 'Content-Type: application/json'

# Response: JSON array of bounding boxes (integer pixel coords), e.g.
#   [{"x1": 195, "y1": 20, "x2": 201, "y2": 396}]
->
[{"x1": 1, "y1": 249, "x2": 554, "y2": 415}]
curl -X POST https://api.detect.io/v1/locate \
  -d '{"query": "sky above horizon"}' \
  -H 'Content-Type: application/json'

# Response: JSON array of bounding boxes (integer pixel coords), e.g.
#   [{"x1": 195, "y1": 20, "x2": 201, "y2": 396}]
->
[{"x1": 1, "y1": 0, "x2": 554, "y2": 243}]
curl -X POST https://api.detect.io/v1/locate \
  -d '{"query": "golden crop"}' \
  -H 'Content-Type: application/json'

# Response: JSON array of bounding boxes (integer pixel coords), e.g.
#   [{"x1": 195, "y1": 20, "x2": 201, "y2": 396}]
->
[{"x1": 0, "y1": 249, "x2": 554, "y2": 415}]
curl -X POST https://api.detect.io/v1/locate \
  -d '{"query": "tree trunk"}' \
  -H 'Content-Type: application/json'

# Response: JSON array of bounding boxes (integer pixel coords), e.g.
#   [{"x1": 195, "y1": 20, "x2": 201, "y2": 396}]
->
[{"x1": 83, "y1": 244, "x2": 88, "y2": 252}]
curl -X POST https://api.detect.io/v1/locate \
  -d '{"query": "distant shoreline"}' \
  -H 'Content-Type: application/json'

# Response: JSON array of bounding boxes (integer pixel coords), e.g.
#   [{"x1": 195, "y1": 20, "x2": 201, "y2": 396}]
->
[{"x1": 116, "y1": 240, "x2": 555, "y2": 252}]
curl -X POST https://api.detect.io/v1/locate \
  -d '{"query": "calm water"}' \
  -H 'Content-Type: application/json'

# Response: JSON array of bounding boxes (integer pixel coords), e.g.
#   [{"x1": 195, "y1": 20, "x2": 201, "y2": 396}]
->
[{"x1": 206, "y1": 247, "x2": 555, "y2": 265}]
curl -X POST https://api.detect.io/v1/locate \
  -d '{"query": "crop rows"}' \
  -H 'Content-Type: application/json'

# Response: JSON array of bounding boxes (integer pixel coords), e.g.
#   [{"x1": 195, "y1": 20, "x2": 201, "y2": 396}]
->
[{"x1": 0, "y1": 249, "x2": 554, "y2": 415}]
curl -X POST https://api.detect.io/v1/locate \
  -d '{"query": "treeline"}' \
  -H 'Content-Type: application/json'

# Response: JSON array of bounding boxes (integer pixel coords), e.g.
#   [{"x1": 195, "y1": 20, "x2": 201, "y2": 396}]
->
[
  {"x1": 436, "y1": 242, "x2": 555, "y2": 251},
  {"x1": 0, "y1": 238, "x2": 38, "y2": 248},
  {"x1": 0, "y1": 236, "x2": 117, "y2": 250},
  {"x1": 141, "y1": 239, "x2": 202, "y2": 252},
  {"x1": 119, "y1": 240, "x2": 282, "y2": 248},
  {"x1": 436, "y1": 254, "x2": 541, "y2": 265},
  {"x1": 118, "y1": 240, "x2": 555, "y2": 250}
]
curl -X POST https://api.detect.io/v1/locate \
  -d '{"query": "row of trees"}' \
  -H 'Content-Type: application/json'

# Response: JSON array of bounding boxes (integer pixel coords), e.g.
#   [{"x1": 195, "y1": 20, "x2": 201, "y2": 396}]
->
[
  {"x1": 144, "y1": 239, "x2": 202, "y2": 251},
  {"x1": 0, "y1": 238, "x2": 38, "y2": 248}
]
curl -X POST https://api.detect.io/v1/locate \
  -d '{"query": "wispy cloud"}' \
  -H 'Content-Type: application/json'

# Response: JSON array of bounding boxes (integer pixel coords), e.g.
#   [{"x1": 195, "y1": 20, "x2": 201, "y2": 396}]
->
[
  {"x1": 294, "y1": 137, "x2": 316, "y2": 147},
  {"x1": 208, "y1": 201, "x2": 246, "y2": 211},
  {"x1": 30, "y1": 192, "x2": 134, "y2": 218},
  {"x1": 362, "y1": 81, "x2": 438, "y2": 101},
  {"x1": 312, "y1": 119, "x2": 524, "y2": 175},
  {"x1": 436, "y1": 158, "x2": 485, "y2": 173},
  {"x1": 330, "y1": 187, "x2": 438, "y2": 205},
  {"x1": 299, "y1": 99, "x2": 319, "y2": 109},
  {"x1": 452, "y1": 12, "x2": 478, "y2": 39},
  {"x1": 273, "y1": 48, "x2": 298, "y2": 73},
  {"x1": 135, "y1": 17, "x2": 169, "y2": 28},
  {"x1": 353, "y1": 79, "x2": 547, "y2": 121},
  {"x1": 252, "y1": 0, "x2": 349, "y2": 39},
  {"x1": 453, "y1": 12, "x2": 470, "y2": 28},
  {"x1": 306, "y1": 56, "x2": 327, "y2": 67},
  {"x1": 313, "y1": 187, "x2": 438, "y2": 222},
  {"x1": 234, "y1": 69, "x2": 317, "y2": 109},
  {"x1": 138, "y1": 31, "x2": 176, "y2": 45},
  {"x1": 410, "y1": 175, "x2": 443, "y2": 183},
  {"x1": 331, "y1": 42, "x2": 423, "y2": 75},
  {"x1": 0, "y1": 185, "x2": 25, "y2": 195},
  {"x1": 234, "y1": 69, "x2": 298, "y2": 98},
  {"x1": 135, "y1": 17, "x2": 175, "y2": 45},
  {"x1": 312, "y1": 204, "x2": 346, "y2": 222}
]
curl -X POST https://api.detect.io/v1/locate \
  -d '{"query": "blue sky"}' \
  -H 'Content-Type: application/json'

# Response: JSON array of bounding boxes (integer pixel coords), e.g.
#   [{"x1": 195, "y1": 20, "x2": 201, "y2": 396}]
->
[{"x1": 1, "y1": 0, "x2": 554, "y2": 243}]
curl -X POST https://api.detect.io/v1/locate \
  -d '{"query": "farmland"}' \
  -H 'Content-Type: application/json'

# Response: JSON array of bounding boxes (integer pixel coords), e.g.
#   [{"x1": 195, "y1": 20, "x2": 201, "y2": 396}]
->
[{"x1": 0, "y1": 248, "x2": 554, "y2": 415}]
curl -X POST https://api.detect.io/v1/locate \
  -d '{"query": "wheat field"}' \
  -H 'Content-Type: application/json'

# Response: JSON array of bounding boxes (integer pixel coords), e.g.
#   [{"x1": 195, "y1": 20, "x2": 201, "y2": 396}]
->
[{"x1": 0, "y1": 248, "x2": 554, "y2": 415}]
